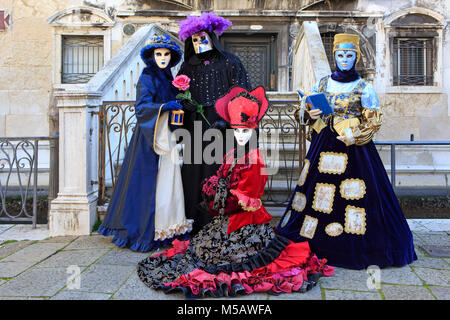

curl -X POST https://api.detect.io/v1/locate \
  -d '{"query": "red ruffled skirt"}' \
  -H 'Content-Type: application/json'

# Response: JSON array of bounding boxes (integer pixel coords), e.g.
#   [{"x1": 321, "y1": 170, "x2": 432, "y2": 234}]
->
[{"x1": 137, "y1": 215, "x2": 334, "y2": 298}]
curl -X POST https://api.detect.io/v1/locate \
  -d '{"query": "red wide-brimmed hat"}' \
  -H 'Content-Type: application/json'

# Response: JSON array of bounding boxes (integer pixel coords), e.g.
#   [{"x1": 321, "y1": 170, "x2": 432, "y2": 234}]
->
[{"x1": 215, "y1": 86, "x2": 269, "y2": 129}]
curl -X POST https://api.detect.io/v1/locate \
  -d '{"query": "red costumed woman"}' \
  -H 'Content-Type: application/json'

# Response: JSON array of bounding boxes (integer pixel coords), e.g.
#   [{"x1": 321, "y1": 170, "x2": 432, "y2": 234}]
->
[{"x1": 137, "y1": 86, "x2": 334, "y2": 298}]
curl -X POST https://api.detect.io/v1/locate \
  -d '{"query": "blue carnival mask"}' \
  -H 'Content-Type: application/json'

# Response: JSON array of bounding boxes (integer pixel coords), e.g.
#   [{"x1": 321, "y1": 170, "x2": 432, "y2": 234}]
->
[{"x1": 334, "y1": 43, "x2": 357, "y2": 71}]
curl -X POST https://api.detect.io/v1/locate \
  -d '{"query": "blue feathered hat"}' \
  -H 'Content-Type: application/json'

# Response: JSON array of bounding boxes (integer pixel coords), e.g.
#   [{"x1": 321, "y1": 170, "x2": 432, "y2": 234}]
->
[{"x1": 140, "y1": 34, "x2": 182, "y2": 67}]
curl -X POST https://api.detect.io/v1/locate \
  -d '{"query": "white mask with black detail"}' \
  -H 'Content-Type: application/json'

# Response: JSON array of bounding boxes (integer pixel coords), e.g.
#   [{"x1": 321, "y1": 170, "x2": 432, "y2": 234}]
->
[{"x1": 154, "y1": 47, "x2": 171, "y2": 69}]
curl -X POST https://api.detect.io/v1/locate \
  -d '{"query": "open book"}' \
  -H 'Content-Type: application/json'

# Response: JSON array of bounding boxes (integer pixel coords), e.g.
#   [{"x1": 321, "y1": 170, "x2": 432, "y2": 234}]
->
[{"x1": 297, "y1": 90, "x2": 334, "y2": 115}]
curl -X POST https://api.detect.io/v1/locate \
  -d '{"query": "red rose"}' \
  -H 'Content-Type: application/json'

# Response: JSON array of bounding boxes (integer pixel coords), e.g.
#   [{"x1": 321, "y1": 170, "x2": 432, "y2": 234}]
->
[{"x1": 172, "y1": 75, "x2": 191, "y2": 91}]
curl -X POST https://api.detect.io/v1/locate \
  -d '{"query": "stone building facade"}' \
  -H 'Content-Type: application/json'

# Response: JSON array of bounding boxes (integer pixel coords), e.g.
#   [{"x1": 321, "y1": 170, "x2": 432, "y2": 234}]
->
[{"x1": 1, "y1": 0, "x2": 449, "y2": 140}]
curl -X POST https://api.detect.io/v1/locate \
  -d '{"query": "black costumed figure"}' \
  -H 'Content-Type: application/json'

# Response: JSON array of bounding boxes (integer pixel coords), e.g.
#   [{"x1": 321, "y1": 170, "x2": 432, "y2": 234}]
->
[
  {"x1": 176, "y1": 12, "x2": 251, "y2": 235},
  {"x1": 137, "y1": 86, "x2": 334, "y2": 299},
  {"x1": 277, "y1": 34, "x2": 417, "y2": 269},
  {"x1": 97, "y1": 35, "x2": 193, "y2": 252}
]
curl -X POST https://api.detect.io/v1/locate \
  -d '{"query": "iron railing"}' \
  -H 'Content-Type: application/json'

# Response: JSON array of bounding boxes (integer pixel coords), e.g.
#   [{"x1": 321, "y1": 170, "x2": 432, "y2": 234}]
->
[
  {"x1": 374, "y1": 141, "x2": 450, "y2": 193},
  {"x1": 98, "y1": 101, "x2": 136, "y2": 205},
  {"x1": 0, "y1": 135, "x2": 58, "y2": 228},
  {"x1": 97, "y1": 100, "x2": 307, "y2": 206},
  {"x1": 260, "y1": 100, "x2": 306, "y2": 206}
]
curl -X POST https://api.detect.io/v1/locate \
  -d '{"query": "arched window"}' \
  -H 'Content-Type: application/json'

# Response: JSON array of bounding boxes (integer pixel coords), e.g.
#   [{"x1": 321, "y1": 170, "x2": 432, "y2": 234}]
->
[{"x1": 385, "y1": 9, "x2": 444, "y2": 88}]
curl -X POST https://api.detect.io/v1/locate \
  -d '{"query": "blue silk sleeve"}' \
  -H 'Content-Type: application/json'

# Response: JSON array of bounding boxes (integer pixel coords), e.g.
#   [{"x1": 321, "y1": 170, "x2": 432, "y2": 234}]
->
[
  {"x1": 361, "y1": 83, "x2": 380, "y2": 110},
  {"x1": 135, "y1": 73, "x2": 164, "y2": 149}
]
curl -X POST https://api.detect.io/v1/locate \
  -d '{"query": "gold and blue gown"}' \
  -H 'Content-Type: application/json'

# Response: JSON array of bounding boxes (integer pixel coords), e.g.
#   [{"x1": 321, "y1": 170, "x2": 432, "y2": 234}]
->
[{"x1": 276, "y1": 76, "x2": 417, "y2": 270}]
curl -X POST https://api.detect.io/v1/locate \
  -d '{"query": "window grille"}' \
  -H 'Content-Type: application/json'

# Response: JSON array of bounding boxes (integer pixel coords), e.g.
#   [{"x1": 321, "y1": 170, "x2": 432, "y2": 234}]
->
[
  {"x1": 62, "y1": 36, "x2": 104, "y2": 84},
  {"x1": 392, "y1": 38, "x2": 434, "y2": 86}
]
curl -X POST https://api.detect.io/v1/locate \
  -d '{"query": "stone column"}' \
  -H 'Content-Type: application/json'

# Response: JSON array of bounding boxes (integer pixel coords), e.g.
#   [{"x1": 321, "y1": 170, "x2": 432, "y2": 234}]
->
[
  {"x1": 49, "y1": 90, "x2": 101, "y2": 236},
  {"x1": 292, "y1": 21, "x2": 331, "y2": 92}
]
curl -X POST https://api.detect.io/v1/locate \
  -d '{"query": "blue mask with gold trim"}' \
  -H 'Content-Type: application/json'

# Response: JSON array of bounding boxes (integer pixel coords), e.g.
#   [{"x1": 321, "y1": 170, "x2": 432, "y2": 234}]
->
[{"x1": 331, "y1": 42, "x2": 360, "y2": 83}]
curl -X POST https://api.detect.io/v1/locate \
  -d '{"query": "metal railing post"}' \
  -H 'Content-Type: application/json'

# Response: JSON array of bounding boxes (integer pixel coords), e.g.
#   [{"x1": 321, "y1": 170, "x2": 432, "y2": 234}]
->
[
  {"x1": 32, "y1": 139, "x2": 38, "y2": 228},
  {"x1": 391, "y1": 143, "x2": 396, "y2": 194}
]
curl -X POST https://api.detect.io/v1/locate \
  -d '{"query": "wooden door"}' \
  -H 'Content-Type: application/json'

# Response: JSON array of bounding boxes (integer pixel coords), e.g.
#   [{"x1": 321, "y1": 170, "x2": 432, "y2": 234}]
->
[{"x1": 221, "y1": 34, "x2": 277, "y2": 91}]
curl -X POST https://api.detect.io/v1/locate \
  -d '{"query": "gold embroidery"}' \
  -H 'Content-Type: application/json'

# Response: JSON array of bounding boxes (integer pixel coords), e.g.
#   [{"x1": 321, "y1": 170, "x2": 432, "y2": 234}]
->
[
  {"x1": 353, "y1": 108, "x2": 382, "y2": 146},
  {"x1": 280, "y1": 210, "x2": 292, "y2": 228},
  {"x1": 312, "y1": 183, "x2": 335, "y2": 214},
  {"x1": 344, "y1": 205, "x2": 367, "y2": 235},
  {"x1": 311, "y1": 118, "x2": 327, "y2": 134},
  {"x1": 325, "y1": 222, "x2": 344, "y2": 237},
  {"x1": 292, "y1": 192, "x2": 307, "y2": 212},
  {"x1": 318, "y1": 152, "x2": 348, "y2": 175},
  {"x1": 340, "y1": 178, "x2": 366, "y2": 200},
  {"x1": 299, "y1": 215, "x2": 318, "y2": 239},
  {"x1": 297, "y1": 159, "x2": 310, "y2": 187},
  {"x1": 333, "y1": 117, "x2": 360, "y2": 136},
  {"x1": 237, "y1": 199, "x2": 262, "y2": 212}
]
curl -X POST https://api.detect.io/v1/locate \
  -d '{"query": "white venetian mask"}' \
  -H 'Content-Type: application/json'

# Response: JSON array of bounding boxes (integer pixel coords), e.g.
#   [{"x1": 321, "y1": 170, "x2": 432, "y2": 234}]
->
[
  {"x1": 154, "y1": 47, "x2": 171, "y2": 69},
  {"x1": 234, "y1": 128, "x2": 253, "y2": 146}
]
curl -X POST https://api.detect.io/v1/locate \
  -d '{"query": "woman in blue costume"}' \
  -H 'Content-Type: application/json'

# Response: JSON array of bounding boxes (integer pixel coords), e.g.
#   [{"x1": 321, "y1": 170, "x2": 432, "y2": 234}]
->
[
  {"x1": 97, "y1": 35, "x2": 193, "y2": 252},
  {"x1": 277, "y1": 33, "x2": 417, "y2": 270}
]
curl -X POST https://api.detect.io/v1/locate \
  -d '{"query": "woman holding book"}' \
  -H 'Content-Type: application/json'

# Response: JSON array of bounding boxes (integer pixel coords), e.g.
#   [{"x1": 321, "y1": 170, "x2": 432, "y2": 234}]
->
[{"x1": 276, "y1": 33, "x2": 417, "y2": 270}]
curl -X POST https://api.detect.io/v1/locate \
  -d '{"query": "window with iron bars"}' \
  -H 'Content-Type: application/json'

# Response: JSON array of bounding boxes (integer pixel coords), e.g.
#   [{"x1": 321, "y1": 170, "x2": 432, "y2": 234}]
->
[
  {"x1": 62, "y1": 36, "x2": 104, "y2": 84},
  {"x1": 392, "y1": 38, "x2": 434, "y2": 86}
]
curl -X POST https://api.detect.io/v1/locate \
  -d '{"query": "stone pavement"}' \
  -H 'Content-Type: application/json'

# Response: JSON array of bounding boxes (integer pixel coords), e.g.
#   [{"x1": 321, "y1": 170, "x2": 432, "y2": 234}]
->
[{"x1": 0, "y1": 219, "x2": 449, "y2": 300}]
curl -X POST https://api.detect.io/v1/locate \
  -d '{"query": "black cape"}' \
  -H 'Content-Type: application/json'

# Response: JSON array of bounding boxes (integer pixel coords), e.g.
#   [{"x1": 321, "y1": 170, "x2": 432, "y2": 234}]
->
[{"x1": 178, "y1": 32, "x2": 251, "y2": 235}]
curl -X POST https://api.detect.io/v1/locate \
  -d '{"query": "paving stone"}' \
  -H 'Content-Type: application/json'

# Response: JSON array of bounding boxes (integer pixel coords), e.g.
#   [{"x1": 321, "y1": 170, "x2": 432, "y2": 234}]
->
[
  {"x1": 0, "y1": 225, "x2": 14, "y2": 233},
  {"x1": 0, "y1": 267, "x2": 80, "y2": 297},
  {"x1": 412, "y1": 267, "x2": 450, "y2": 286},
  {"x1": 40, "y1": 236, "x2": 79, "y2": 244},
  {"x1": 62, "y1": 264, "x2": 135, "y2": 294},
  {"x1": 324, "y1": 289, "x2": 382, "y2": 300},
  {"x1": 112, "y1": 272, "x2": 185, "y2": 300},
  {"x1": 0, "y1": 261, "x2": 36, "y2": 277},
  {"x1": 407, "y1": 221, "x2": 430, "y2": 232},
  {"x1": 63, "y1": 235, "x2": 116, "y2": 250},
  {"x1": 419, "y1": 245, "x2": 450, "y2": 258},
  {"x1": 269, "y1": 285, "x2": 323, "y2": 300},
  {"x1": 35, "y1": 248, "x2": 110, "y2": 268},
  {"x1": 96, "y1": 248, "x2": 149, "y2": 266},
  {"x1": 381, "y1": 284, "x2": 435, "y2": 300},
  {"x1": 414, "y1": 245, "x2": 429, "y2": 257},
  {"x1": 418, "y1": 220, "x2": 450, "y2": 232},
  {"x1": 378, "y1": 266, "x2": 423, "y2": 285},
  {"x1": 2, "y1": 242, "x2": 67, "y2": 263},
  {"x1": 428, "y1": 286, "x2": 450, "y2": 300},
  {"x1": 319, "y1": 267, "x2": 379, "y2": 292},
  {"x1": 0, "y1": 240, "x2": 33, "y2": 259},
  {"x1": 0, "y1": 297, "x2": 48, "y2": 300},
  {"x1": 0, "y1": 224, "x2": 49, "y2": 241},
  {"x1": 410, "y1": 256, "x2": 450, "y2": 269},
  {"x1": 51, "y1": 290, "x2": 112, "y2": 300},
  {"x1": 414, "y1": 232, "x2": 450, "y2": 247}
]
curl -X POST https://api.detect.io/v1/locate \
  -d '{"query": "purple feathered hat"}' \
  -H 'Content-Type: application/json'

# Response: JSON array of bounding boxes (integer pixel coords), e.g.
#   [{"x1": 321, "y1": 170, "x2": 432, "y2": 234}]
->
[{"x1": 178, "y1": 12, "x2": 232, "y2": 41}]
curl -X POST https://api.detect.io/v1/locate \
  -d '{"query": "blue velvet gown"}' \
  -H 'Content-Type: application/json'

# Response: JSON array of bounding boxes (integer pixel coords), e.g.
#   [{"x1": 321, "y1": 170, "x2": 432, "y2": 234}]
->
[
  {"x1": 276, "y1": 76, "x2": 417, "y2": 270},
  {"x1": 97, "y1": 62, "x2": 189, "y2": 252}
]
